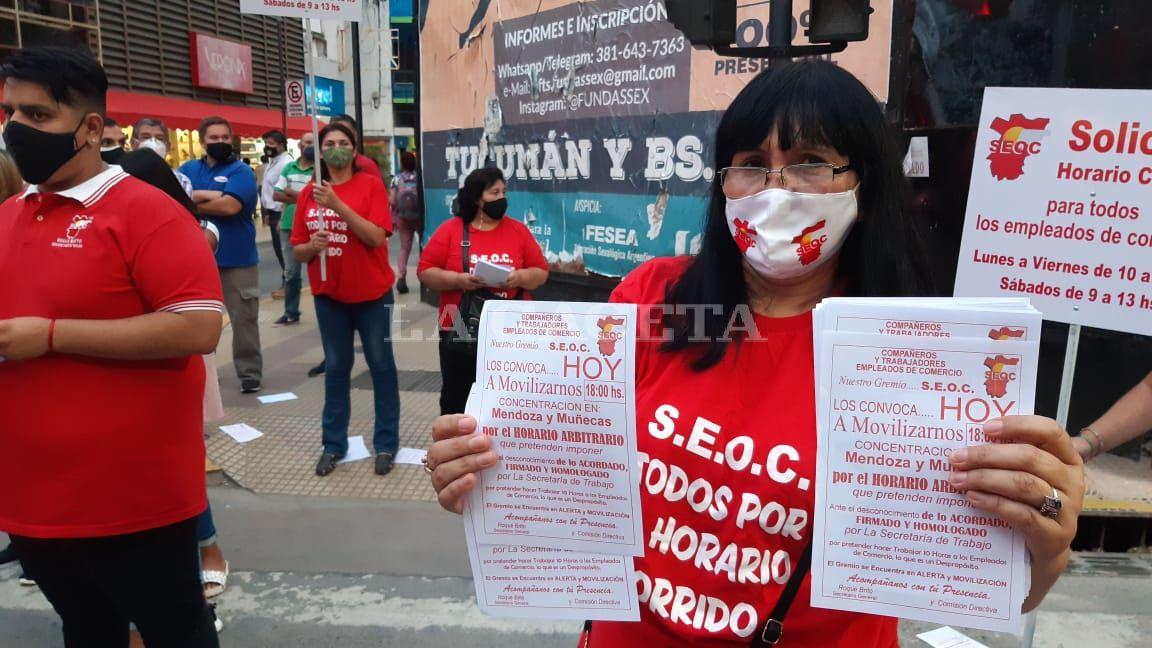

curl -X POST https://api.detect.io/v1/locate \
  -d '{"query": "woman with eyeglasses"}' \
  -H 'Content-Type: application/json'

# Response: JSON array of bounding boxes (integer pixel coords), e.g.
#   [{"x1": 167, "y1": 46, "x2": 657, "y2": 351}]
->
[
  {"x1": 290, "y1": 122, "x2": 401, "y2": 478},
  {"x1": 422, "y1": 61, "x2": 1083, "y2": 646}
]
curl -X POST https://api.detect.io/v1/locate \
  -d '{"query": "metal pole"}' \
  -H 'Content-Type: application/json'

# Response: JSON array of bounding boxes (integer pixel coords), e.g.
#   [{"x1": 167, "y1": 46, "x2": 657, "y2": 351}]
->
[
  {"x1": 279, "y1": 17, "x2": 288, "y2": 135},
  {"x1": 351, "y1": 21, "x2": 365, "y2": 152},
  {"x1": 1055, "y1": 324, "x2": 1081, "y2": 429},
  {"x1": 1021, "y1": 322, "x2": 1081, "y2": 648},
  {"x1": 767, "y1": 0, "x2": 793, "y2": 64},
  {"x1": 304, "y1": 17, "x2": 327, "y2": 281}
]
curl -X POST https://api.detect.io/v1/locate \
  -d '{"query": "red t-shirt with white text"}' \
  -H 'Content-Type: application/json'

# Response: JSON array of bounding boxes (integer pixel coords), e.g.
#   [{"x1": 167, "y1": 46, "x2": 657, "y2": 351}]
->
[
  {"x1": 290, "y1": 172, "x2": 394, "y2": 303},
  {"x1": 590, "y1": 257, "x2": 898, "y2": 647},
  {"x1": 417, "y1": 216, "x2": 549, "y2": 329}
]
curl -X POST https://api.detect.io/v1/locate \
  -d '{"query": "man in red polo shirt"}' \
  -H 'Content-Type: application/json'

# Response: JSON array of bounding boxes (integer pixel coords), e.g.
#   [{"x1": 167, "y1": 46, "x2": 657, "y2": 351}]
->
[{"x1": 0, "y1": 47, "x2": 223, "y2": 647}]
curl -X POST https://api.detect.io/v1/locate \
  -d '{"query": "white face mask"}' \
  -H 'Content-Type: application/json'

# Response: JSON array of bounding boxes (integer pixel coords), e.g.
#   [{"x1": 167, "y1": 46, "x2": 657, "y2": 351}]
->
[
  {"x1": 725, "y1": 187, "x2": 859, "y2": 280},
  {"x1": 137, "y1": 138, "x2": 168, "y2": 158}
]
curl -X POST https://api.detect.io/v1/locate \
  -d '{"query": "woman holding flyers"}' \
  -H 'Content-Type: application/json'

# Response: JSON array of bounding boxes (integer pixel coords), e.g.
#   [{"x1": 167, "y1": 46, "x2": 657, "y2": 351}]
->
[
  {"x1": 417, "y1": 167, "x2": 550, "y2": 415},
  {"x1": 290, "y1": 122, "x2": 401, "y2": 478},
  {"x1": 423, "y1": 61, "x2": 1084, "y2": 646}
]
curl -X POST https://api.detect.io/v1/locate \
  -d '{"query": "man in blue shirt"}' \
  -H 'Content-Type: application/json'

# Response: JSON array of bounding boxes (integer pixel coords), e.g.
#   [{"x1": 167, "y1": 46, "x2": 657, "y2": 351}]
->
[{"x1": 180, "y1": 116, "x2": 263, "y2": 393}]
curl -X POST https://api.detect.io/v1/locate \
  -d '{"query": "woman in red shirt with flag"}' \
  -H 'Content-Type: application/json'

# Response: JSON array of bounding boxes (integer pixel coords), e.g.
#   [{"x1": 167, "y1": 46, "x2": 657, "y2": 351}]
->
[
  {"x1": 423, "y1": 61, "x2": 1084, "y2": 646},
  {"x1": 291, "y1": 122, "x2": 401, "y2": 478}
]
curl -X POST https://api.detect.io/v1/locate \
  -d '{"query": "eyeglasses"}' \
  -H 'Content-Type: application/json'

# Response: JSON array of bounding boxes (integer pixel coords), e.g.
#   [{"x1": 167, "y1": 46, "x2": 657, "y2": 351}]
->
[{"x1": 719, "y1": 163, "x2": 853, "y2": 198}]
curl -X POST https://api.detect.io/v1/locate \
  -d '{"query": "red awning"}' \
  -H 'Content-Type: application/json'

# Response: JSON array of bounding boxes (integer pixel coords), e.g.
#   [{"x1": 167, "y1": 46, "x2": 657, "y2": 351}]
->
[{"x1": 107, "y1": 90, "x2": 323, "y2": 138}]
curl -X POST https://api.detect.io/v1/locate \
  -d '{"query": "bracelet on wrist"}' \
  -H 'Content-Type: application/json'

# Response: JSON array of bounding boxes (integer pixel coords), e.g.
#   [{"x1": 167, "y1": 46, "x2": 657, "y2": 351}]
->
[{"x1": 1080, "y1": 427, "x2": 1103, "y2": 458}]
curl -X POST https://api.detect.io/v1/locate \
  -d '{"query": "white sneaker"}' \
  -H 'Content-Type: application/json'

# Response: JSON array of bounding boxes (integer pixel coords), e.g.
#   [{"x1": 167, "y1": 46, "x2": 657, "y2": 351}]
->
[
  {"x1": 209, "y1": 604, "x2": 224, "y2": 633},
  {"x1": 18, "y1": 574, "x2": 35, "y2": 587}
]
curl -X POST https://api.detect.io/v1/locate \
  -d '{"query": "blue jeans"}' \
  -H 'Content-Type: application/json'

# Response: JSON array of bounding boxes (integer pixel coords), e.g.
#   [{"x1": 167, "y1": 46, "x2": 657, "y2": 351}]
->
[
  {"x1": 196, "y1": 503, "x2": 216, "y2": 549},
  {"x1": 314, "y1": 293, "x2": 400, "y2": 456},
  {"x1": 280, "y1": 229, "x2": 302, "y2": 319}
]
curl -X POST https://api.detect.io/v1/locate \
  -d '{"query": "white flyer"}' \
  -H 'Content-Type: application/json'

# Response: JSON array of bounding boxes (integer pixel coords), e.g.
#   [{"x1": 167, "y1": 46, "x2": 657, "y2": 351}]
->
[
  {"x1": 462, "y1": 384, "x2": 640, "y2": 621},
  {"x1": 811, "y1": 332, "x2": 1035, "y2": 633},
  {"x1": 464, "y1": 301, "x2": 644, "y2": 555}
]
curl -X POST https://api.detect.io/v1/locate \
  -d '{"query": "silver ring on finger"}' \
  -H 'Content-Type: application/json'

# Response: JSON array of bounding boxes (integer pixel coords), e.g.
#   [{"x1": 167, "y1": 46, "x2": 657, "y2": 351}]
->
[
  {"x1": 422, "y1": 455, "x2": 436, "y2": 474},
  {"x1": 1039, "y1": 486, "x2": 1062, "y2": 519}
]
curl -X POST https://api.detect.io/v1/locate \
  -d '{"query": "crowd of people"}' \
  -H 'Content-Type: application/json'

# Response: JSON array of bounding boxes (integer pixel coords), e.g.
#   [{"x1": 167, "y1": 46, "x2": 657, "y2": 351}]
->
[{"x1": 0, "y1": 41, "x2": 1143, "y2": 648}]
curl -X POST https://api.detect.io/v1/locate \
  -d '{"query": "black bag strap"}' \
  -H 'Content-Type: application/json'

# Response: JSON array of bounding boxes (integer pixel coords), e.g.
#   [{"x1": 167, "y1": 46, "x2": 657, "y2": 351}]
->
[
  {"x1": 461, "y1": 218, "x2": 471, "y2": 274},
  {"x1": 749, "y1": 541, "x2": 813, "y2": 647}
]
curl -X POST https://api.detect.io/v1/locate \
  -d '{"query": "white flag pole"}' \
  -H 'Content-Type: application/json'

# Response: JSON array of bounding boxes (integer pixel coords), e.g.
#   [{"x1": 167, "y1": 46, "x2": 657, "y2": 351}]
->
[{"x1": 304, "y1": 17, "x2": 327, "y2": 281}]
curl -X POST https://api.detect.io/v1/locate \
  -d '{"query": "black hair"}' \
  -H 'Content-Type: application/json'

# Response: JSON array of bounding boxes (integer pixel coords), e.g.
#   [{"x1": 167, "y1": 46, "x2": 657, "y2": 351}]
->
[
  {"x1": 663, "y1": 60, "x2": 933, "y2": 370},
  {"x1": 455, "y1": 167, "x2": 505, "y2": 223},
  {"x1": 331, "y1": 114, "x2": 358, "y2": 130},
  {"x1": 0, "y1": 46, "x2": 108, "y2": 116},
  {"x1": 104, "y1": 117, "x2": 120, "y2": 128},
  {"x1": 198, "y1": 115, "x2": 231, "y2": 138},
  {"x1": 262, "y1": 130, "x2": 287, "y2": 146},
  {"x1": 317, "y1": 122, "x2": 360, "y2": 182},
  {"x1": 400, "y1": 151, "x2": 417, "y2": 173}
]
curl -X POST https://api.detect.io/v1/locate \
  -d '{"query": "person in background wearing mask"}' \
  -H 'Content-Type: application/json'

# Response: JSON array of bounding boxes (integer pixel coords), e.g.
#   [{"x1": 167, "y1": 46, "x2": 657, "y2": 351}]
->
[
  {"x1": 261, "y1": 130, "x2": 292, "y2": 299},
  {"x1": 100, "y1": 116, "x2": 126, "y2": 164},
  {"x1": 305, "y1": 114, "x2": 381, "y2": 378},
  {"x1": 0, "y1": 45, "x2": 223, "y2": 647},
  {"x1": 331, "y1": 113, "x2": 381, "y2": 178},
  {"x1": 180, "y1": 116, "x2": 264, "y2": 395},
  {"x1": 423, "y1": 62, "x2": 1085, "y2": 647},
  {"x1": 1074, "y1": 371, "x2": 1152, "y2": 462},
  {"x1": 290, "y1": 122, "x2": 400, "y2": 478},
  {"x1": 417, "y1": 167, "x2": 549, "y2": 415},
  {"x1": 272, "y1": 131, "x2": 315, "y2": 327},
  {"x1": 390, "y1": 151, "x2": 422, "y2": 295},
  {"x1": 132, "y1": 116, "x2": 194, "y2": 198}
]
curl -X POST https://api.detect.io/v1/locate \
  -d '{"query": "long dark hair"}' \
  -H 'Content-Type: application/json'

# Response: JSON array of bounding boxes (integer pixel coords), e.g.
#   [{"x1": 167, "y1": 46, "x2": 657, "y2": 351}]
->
[
  {"x1": 318, "y1": 122, "x2": 359, "y2": 183},
  {"x1": 456, "y1": 167, "x2": 504, "y2": 223},
  {"x1": 664, "y1": 60, "x2": 933, "y2": 370}
]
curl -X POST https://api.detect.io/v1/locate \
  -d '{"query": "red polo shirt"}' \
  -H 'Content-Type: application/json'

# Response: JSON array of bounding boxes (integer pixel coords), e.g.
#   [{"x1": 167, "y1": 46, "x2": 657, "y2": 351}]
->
[{"x1": 0, "y1": 167, "x2": 224, "y2": 539}]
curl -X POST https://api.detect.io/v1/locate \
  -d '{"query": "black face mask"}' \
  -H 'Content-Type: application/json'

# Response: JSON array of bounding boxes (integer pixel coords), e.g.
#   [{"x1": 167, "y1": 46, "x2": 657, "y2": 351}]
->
[
  {"x1": 101, "y1": 147, "x2": 125, "y2": 164},
  {"x1": 263, "y1": 146, "x2": 278, "y2": 159},
  {"x1": 301, "y1": 146, "x2": 315, "y2": 162},
  {"x1": 482, "y1": 197, "x2": 507, "y2": 220},
  {"x1": 206, "y1": 142, "x2": 234, "y2": 162},
  {"x1": 3, "y1": 119, "x2": 88, "y2": 185}
]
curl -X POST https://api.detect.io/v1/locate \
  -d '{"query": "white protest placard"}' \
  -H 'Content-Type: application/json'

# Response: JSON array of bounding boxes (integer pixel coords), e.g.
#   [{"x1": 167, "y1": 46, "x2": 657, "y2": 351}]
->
[
  {"x1": 285, "y1": 79, "x2": 306, "y2": 118},
  {"x1": 461, "y1": 383, "x2": 640, "y2": 621},
  {"x1": 464, "y1": 301, "x2": 643, "y2": 556},
  {"x1": 239, "y1": 0, "x2": 362, "y2": 21},
  {"x1": 955, "y1": 87, "x2": 1152, "y2": 335},
  {"x1": 810, "y1": 301, "x2": 1040, "y2": 633}
]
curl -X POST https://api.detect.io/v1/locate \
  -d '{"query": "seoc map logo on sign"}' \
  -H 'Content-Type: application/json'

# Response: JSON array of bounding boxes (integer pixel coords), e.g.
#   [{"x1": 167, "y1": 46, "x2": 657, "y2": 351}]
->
[{"x1": 986, "y1": 114, "x2": 1050, "y2": 180}]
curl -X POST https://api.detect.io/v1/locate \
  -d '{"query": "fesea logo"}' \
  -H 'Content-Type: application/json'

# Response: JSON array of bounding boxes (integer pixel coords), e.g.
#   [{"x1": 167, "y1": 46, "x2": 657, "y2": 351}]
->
[
  {"x1": 596, "y1": 316, "x2": 626, "y2": 356},
  {"x1": 987, "y1": 114, "x2": 1050, "y2": 180},
  {"x1": 983, "y1": 355, "x2": 1020, "y2": 398}
]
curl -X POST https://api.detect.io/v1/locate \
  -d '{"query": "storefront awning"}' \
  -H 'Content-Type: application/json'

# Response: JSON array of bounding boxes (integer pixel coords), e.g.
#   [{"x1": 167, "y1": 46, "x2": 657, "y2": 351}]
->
[{"x1": 107, "y1": 90, "x2": 323, "y2": 138}]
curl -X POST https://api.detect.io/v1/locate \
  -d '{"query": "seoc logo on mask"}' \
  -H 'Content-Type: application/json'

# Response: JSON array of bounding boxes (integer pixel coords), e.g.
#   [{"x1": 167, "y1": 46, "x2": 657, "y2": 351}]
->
[
  {"x1": 987, "y1": 114, "x2": 1050, "y2": 181},
  {"x1": 732, "y1": 218, "x2": 757, "y2": 253},
  {"x1": 791, "y1": 220, "x2": 828, "y2": 266}
]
